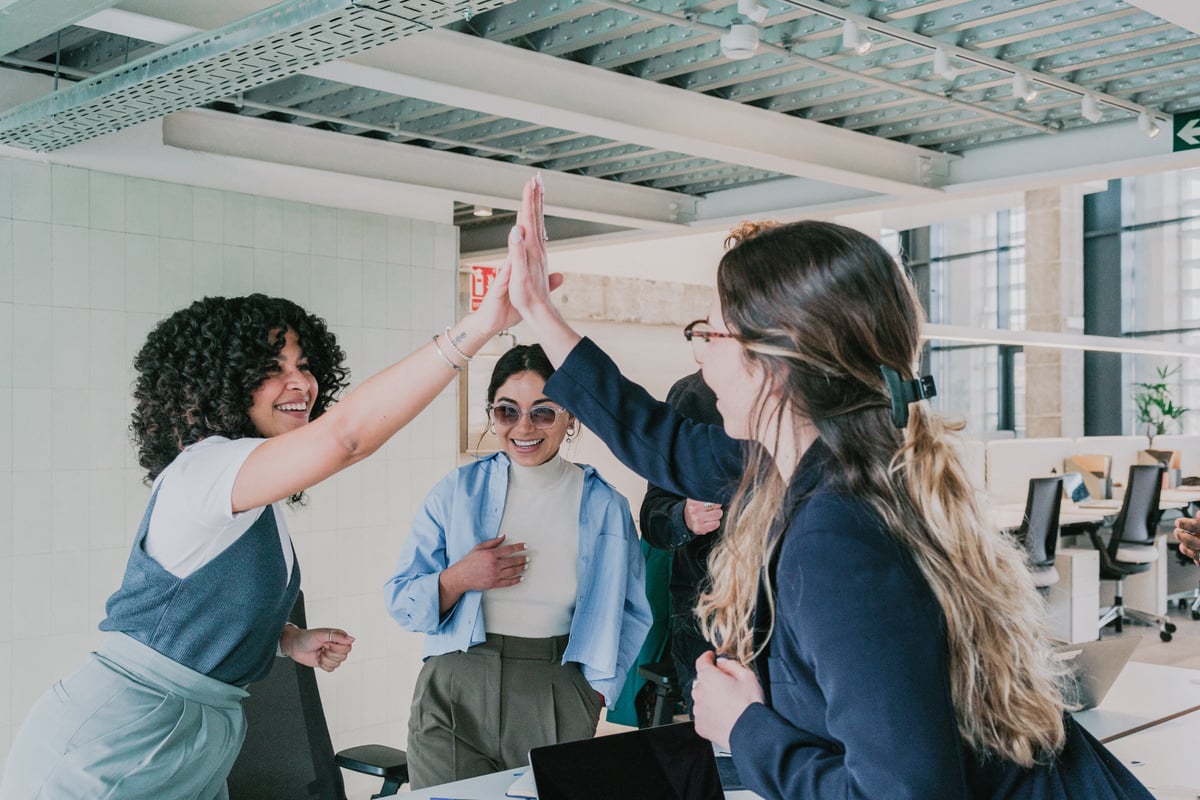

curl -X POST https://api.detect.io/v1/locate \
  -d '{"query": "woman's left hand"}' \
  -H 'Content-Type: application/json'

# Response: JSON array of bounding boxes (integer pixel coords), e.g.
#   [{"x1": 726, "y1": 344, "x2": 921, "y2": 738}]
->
[
  {"x1": 281, "y1": 625, "x2": 356, "y2": 673},
  {"x1": 691, "y1": 651, "x2": 764, "y2": 751}
]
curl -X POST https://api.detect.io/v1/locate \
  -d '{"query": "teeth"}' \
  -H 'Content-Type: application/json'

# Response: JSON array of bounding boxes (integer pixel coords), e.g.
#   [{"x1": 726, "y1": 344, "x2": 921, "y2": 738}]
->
[
  {"x1": 277, "y1": 402, "x2": 308, "y2": 412},
  {"x1": 513, "y1": 439, "x2": 542, "y2": 447}
]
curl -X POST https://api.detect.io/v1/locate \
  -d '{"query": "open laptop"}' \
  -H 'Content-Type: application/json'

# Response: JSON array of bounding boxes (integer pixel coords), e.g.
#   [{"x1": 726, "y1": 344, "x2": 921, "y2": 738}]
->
[
  {"x1": 1052, "y1": 637, "x2": 1139, "y2": 709},
  {"x1": 1060, "y1": 472, "x2": 1122, "y2": 510},
  {"x1": 510, "y1": 721, "x2": 725, "y2": 800}
]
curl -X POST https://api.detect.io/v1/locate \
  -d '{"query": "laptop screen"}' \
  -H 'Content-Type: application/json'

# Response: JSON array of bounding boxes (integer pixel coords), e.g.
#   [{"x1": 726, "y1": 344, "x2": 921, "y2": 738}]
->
[{"x1": 529, "y1": 721, "x2": 724, "y2": 800}]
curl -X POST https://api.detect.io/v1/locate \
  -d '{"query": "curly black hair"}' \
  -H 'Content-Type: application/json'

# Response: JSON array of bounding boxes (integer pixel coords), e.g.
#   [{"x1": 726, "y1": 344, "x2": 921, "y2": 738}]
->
[{"x1": 131, "y1": 294, "x2": 349, "y2": 483}]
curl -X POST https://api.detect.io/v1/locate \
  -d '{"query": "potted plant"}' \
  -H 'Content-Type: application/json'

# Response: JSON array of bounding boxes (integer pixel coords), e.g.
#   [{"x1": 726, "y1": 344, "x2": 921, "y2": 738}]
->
[{"x1": 1133, "y1": 364, "x2": 1188, "y2": 445}]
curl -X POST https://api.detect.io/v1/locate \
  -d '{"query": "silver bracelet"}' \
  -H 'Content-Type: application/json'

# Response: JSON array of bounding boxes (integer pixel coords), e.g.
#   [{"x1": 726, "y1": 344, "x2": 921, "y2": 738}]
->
[
  {"x1": 443, "y1": 326, "x2": 473, "y2": 362},
  {"x1": 432, "y1": 334, "x2": 464, "y2": 372}
]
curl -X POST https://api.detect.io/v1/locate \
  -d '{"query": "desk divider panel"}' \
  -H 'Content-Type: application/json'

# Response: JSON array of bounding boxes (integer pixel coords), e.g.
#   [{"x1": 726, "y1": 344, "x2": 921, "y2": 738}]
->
[{"x1": 985, "y1": 438, "x2": 1075, "y2": 504}]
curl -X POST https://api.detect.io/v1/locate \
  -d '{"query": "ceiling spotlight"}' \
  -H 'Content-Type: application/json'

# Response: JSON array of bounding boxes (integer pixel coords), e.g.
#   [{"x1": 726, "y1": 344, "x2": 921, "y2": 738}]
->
[
  {"x1": 720, "y1": 23, "x2": 760, "y2": 60},
  {"x1": 737, "y1": 0, "x2": 768, "y2": 24},
  {"x1": 1137, "y1": 111, "x2": 1162, "y2": 139},
  {"x1": 472, "y1": 205, "x2": 493, "y2": 217},
  {"x1": 932, "y1": 48, "x2": 958, "y2": 81},
  {"x1": 1012, "y1": 73, "x2": 1039, "y2": 103},
  {"x1": 1080, "y1": 94, "x2": 1102, "y2": 123},
  {"x1": 842, "y1": 19, "x2": 872, "y2": 55}
]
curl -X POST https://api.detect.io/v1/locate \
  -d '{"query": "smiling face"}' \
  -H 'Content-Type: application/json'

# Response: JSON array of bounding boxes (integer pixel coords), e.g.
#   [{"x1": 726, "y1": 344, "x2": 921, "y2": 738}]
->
[
  {"x1": 490, "y1": 370, "x2": 573, "y2": 467},
  {"x1": 247, "y1": 328, "x2": 318, "y2": 439}
]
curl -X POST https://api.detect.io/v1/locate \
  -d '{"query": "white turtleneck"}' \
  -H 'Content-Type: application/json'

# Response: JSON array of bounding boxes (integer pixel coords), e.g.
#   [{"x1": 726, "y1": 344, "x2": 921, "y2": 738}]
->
[{"x1": 482, "y1": 454, "x2": 583, "y2": 638}]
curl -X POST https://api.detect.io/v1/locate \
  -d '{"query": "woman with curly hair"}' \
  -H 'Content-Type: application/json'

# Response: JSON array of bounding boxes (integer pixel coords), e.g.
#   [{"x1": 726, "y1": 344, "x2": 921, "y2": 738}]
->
[
  {"x1": 503, "y1": 177, "x2": 1151, "y2": 799},
  {"x1": 1, "y1": 278, "x2": 527, "y2": 799}
]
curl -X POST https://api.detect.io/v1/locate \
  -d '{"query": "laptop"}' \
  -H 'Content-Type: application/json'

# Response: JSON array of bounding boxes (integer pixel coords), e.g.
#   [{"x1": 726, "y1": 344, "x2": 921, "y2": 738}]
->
[
  {"x1": 1060, "y1": 472, "x2": 1122, "y2": 510},
  {"x1": 1052, "y1": 637, "x2": 1139, "y2": 709},
  {"x1": 511, "y1": 721, "x2": 725, "y2": 800}
]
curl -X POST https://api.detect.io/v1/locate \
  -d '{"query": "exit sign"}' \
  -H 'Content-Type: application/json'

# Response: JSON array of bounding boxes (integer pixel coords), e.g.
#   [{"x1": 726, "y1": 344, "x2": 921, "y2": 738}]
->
[{"x1": 1174, "y1": 110, "x2": 1200, "y2": 152}]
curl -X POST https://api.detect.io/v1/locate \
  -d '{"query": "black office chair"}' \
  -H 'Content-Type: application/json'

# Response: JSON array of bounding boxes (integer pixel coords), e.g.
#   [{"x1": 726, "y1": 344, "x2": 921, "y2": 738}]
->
[
  {"x1": 1086, "y1": 464, "x2": 1178, "y2": 643},
  {"x1": 1015, "y1": 476, "x2": 1064, "y2": 593},
  {"x1": 227, "y1": 591, "x2": 409, "y2": 800},
  {"x1": 637, "y1": 660, "x2": 682, "y2": 727}
]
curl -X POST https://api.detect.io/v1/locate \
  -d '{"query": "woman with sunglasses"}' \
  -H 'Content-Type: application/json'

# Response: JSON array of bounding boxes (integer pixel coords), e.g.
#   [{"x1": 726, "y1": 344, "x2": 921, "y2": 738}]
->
[
  {"x1": 498, "y1": 178, "x2": 1150, "y2": 800},
  {"x1": 385, "y1": 343, "x2": 652, "y2": 789}
]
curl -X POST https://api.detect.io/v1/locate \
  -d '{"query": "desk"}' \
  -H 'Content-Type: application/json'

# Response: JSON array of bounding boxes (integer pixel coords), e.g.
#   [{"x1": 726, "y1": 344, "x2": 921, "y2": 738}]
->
[
  {"x1": 1073, "y1": 661, "x2": 1200, "y2": 744},
  {"x1": 404, "y1": 768, "x2": 764, "y2": 799},
  {"x1": 1103, "y1": 709, "x2": 1200, "y2": 799}
]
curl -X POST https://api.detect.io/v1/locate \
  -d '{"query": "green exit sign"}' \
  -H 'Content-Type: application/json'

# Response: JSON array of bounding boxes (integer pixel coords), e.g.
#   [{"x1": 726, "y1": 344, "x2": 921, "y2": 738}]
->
[{"x1": 1175, "y1": 110, "x2": 1200, "y2": 152}]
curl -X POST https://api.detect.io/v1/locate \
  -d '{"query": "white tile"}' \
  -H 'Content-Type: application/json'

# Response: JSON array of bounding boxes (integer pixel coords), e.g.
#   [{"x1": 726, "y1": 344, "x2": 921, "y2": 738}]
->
[
  {"x1": 361, "y1": 261, "x2": 387, "y2": 329},
  {"x1": 223, "y1": 192, "x2": 255, "y2": 248},
  {"x1": 385, "y1": 265, "x2": 411, "y2": 331},
  {"x1": 359, "y1": 459, "x2": 387, "y2": 528},
  {"x1": 0, "y1": 303, "x2": 11, "y2": 388},
  {"x1": 336, "y1": 259, "x2": 362, "y2": 326},
  {"x1": 11, "y1": 472, "x2": 51, "y2": 555},
  {"x1": 387, "y1": 217, "x2": 411, "y2": 265},
  {"x1": 51, "y1": 552, "x2": 90, "y2": 635},
  {"x1": 9, "y1": 555, "x2": 51, "y2": 638},
  {"x1": 363, "y1": 213, "x2": 387, "y2": 262},
  {"x1": 222, "y1": 245, "x2": 253, "y2": 296},
  {"x1": 280, "y1": 253, "x2": 310, "y2": 308},
  {"x1": 88, "y1": 388, "x2": 127, "y2": 470},
  {"x1": 357, "y1": 323, "x2": 389, "y2": 380},
  {"x1": 253, "y1": 249, "x2": 283, "y2": 296},
  {"x1": 254, "y1": 197, "x2": 283, "y2": 251},
  {"x1": 12, "y1": 304, "x2": 51, "y2": 388},
  {"x1": 432, "y1": 269, "x2": 454, "y2": 319},
  {"x1": 124, "y1": 234, "x2": 159, "y2": 313},
  {"x1": 337, "y1": 210, "x2": 363, "y2": 260},
  {"x1": 51, "y1": 225, "x2": 90, "y2": 308},
  {"x1": 192, "y1": 242, "x2": 223, "y2": 298},
  {"x1": 433, "y1": 223, "x2": 458, "y2": 271},
  {"x1": 52, "y1": 389, "x2": 90, "y2": 470},
  {"x1": 311, "y1": 206, "x2": 337, "y2": 257},
  {"x1": 0, "y1": 158, "x2": 12, "y2": 219},
  {"x1": 309, "y1": 255, "x2": 339, "y2": 326},
  {"x1": 336, "y1": 472, "x2": 363, "y2": 530},
  {"x1": 10, "y1": 161, "x2": 50, "y2": 222},
  {"x1": 281, "y1": 201, "x2": 310, "y2": 254},
  {"x1": 409, "y1": 267, "x2": 433, "y2": 333},
  {"x1": 410, "y1": 220, "x2": 434, "y2": 268},
  {"x1": 0, "y1": 219, "x2": 12, "y2": 302},
  {"x1": 157, "y1": 238, "x2": 193, "y2": 314},
  {"x1": 158, "y1": 183, "x2": 193, "y2": 240},
  {"x1": 89, "y1": 171, "x2": 125, "y2": 232},
  {"x1": 0, "y1": 475, "x2": 9, "y2": 560},
  {"x1": 124, "y1": 177, "x2": 160, "y2": 236},
  {"x1": 0, "y1": 390, "x2": 10, "y2": 472},
  {"x1": 51, "y1": 166, "x2": 89, "y2": 228},
  {"x1": 51, "y1": 471, "x2": 89, "y2": 553},
  {"x1": 193, "y1": 187, "x2": 223, "y2": 243},
  {"x1": 12, "y1": 221, "x2": 51, "y2": 304},
  {"x1": 88, "y1": 311, "x2": 125, "y2": 390},
  {"x1": 124, "y1": 314, "x2": 159, "y2": 383},
  {"x1": 51, "y1": 307, "x2": 89, "y2": 389},
  {"x1": 88, "y1": 469, "x2": 127, "y2": 550},
  {"x1": 124, "y1": 470, "x2": 152, "y2": 531},
  {"x1": 88, "y1": 229, "x2": 124, "y2": 311},
  {"x1": 89, "y1": 546, "x2": 127, "y2": 622}
]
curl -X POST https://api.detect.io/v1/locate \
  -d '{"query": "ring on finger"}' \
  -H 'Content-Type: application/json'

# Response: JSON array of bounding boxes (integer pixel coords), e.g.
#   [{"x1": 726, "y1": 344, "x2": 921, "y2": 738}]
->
[
  {"x1": 327, "y1": 629, "x2": 334, "y2": 643},
  {"x1": 703, "y1": 502, "x2": 715, "y2": 511}
]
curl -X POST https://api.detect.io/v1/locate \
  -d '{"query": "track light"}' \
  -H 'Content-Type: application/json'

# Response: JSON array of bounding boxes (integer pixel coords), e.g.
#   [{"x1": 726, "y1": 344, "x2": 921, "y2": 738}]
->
[
  {"x1": 720, "y1": 23, "x2": 760, "y2": 60},
  {"x1": 1012, "y1": 73, "x2": 1039, "y2": 103},
  {"x1": 1080, "y1": 94, "x2": 1102, "y2": 124},
  {"x1": 737, "y1": 0, "x2": 768, "y2": 24},
  {"x1": 932, "y1": 48, "x2": 958, "y2": 80},
  {"x1": 472, "y1": 205, "x2": 493, "y2": 217},
  {"x1": 1138, "y1": 111, "x2": 1162, "y2": 139},
  {"x1": 841, "y1": 19, "x2": 872, "y2": 55}
]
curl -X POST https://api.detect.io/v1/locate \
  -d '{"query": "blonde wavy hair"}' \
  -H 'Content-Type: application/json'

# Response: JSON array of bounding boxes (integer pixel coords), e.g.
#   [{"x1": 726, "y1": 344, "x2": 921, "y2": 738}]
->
[{"x1": 695, "y1": 220, "x2": 1070, "y2": 767}]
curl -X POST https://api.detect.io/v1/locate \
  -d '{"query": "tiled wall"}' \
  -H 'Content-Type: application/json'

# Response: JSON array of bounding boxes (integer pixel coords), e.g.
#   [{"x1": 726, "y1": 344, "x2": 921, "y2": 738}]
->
[{"x1": 0, "y1": 155, "x2": 460, "y2": 791}]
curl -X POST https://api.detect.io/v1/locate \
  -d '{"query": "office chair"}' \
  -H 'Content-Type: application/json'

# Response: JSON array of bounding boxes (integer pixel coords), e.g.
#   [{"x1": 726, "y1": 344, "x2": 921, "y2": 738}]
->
[
  {"x1": 1086, "y1": 464, "x2": 1178, "y2": 643},
  {"x1": 1015, "y1": 476, "x2": 1064, "y2": 592},
  {"x1": 227, "y1": 591, "x2": 409, "y2": 800},
  {"x1": 637, "y1": 660, "x2": 683, "y2": 727}
]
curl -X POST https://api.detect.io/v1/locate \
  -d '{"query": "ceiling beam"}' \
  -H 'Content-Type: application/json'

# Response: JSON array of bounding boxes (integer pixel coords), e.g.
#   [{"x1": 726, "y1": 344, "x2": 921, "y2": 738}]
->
[
  {"x1": 162, "y1": 109, "x2": 694, "y2": 230},
  {"x1": 0, "y1": 0, "x2": 120, "y2": 56},
  {"x1": 1124, "y1": 1, "x2": 1200, "y2": 36}
]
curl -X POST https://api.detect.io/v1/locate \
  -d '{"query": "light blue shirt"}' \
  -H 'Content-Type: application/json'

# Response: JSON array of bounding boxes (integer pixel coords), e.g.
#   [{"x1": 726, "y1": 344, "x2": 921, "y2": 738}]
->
[{"x1": 384, "y1": 452, "x2": 652, "y2": 706}]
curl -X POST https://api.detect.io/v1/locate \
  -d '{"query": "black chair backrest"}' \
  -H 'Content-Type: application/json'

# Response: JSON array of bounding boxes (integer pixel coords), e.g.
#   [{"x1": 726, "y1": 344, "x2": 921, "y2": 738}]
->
[
  {"x1": 227, "y1": 591, "x2": 347, "y2": 800},
  {"x1": 1109, "y1": 464, "x2": 1165, "y2": 553},
  {"x1": 1018, "y1": 476, "x2": 1063, "y2": 567}
]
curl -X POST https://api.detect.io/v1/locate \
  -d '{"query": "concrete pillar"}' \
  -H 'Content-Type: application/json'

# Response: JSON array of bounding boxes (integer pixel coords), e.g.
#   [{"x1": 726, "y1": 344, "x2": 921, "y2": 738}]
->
[{"x1": 1024, "y1": 186, "x2": 1086, "y2": 438}]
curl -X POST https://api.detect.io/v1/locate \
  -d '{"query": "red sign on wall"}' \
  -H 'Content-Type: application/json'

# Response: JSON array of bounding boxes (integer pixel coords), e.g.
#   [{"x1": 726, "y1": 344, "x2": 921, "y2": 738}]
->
[{"x1": 470, "y1": 265, "x2": 498, "y2": 311}]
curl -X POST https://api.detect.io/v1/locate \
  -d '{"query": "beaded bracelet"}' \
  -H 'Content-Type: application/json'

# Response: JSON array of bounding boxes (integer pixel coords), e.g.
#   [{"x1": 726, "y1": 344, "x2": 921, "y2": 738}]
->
[
  {"x1": 432, "y1": 334, "x2": 464, "y2": 372},
  {"x1": 444, "y1": 326, "x2": 473, "y2": 363}
]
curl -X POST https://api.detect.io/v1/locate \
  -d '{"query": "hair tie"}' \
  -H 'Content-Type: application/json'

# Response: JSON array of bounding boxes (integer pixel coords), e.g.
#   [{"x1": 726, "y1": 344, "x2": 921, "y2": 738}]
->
[{"x1": 880, "y1": 366, "x2": 937, "y2": 428}]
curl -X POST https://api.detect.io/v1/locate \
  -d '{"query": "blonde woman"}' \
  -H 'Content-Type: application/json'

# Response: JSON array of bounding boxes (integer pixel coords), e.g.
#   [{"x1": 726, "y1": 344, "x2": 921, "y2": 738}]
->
[{"x1": 502, "y1": 177, "x2": 1151, "y2": 799}]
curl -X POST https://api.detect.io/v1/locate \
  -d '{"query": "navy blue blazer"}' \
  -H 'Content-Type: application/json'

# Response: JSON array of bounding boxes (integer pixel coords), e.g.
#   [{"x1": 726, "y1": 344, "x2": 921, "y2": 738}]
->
[{"x1": 545, "y1": 338, "x2": 1151, "y2": 800}]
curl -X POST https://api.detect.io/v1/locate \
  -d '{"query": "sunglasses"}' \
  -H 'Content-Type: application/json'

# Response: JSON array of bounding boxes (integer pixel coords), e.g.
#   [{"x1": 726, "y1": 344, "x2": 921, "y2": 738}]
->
[{"x1": 487, "y1": 402, "x2": 566, "y2": 429}]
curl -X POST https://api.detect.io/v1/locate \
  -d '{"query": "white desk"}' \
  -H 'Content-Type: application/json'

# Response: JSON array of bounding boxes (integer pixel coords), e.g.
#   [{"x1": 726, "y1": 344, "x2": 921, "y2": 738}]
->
[
  {"x1": 1073, "y1": 661, "x2": 1200, "y2": 744},
  {"x1": 1103, "y1": 709, "x2": 1200, "y2": 799},
  {"x1": 403, "y1": 768, "x2": 764, "y2": 799}
]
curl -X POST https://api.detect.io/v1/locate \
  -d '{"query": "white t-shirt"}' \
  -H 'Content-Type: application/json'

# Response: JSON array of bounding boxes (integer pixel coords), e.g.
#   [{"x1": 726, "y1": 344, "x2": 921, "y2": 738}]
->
[{"x1": 144, "y1": 436, "x2": 294, "y2": 580}]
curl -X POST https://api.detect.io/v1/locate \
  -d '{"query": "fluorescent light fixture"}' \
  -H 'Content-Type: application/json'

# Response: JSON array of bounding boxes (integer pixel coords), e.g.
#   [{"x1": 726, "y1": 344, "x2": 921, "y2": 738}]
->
[
  {"x1": 1137, "y1": 111, "x2": 1162, "y2": 139},
  {"x1": 737, "y1": 0, "x2": 768, "y2": 24},
  {"x1": 720, "y1": 24, "x2": 760, "y2": 60},
  {"x1": 1012, "y1": 73, "x2": 1038, "y2": 103},
  {"x1": 473, "y1": 205, "x2": 494, "y2": 217},
  {"x1": 932, "y1": 48, "x2": 958, "y2": 81},
  {"x1": 842, "y1": 19, "x2": 872, "y2": 55},
  {"x1": 924, "y1": 324, "x2": 1200, "y2": 359},
  {"x1": 1081, "y1": 94, "x2": 1103, "y2": 123}
]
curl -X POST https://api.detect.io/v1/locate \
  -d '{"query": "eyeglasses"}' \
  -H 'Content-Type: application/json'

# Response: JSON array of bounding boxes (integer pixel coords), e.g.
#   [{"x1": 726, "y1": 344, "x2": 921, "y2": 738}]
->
[
  {"x1": 683, "y1": 319, "x2": 737, "y2": 358},
  {"x1": 487, "y1": 402, "x2": 566, "y2": 429}
]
